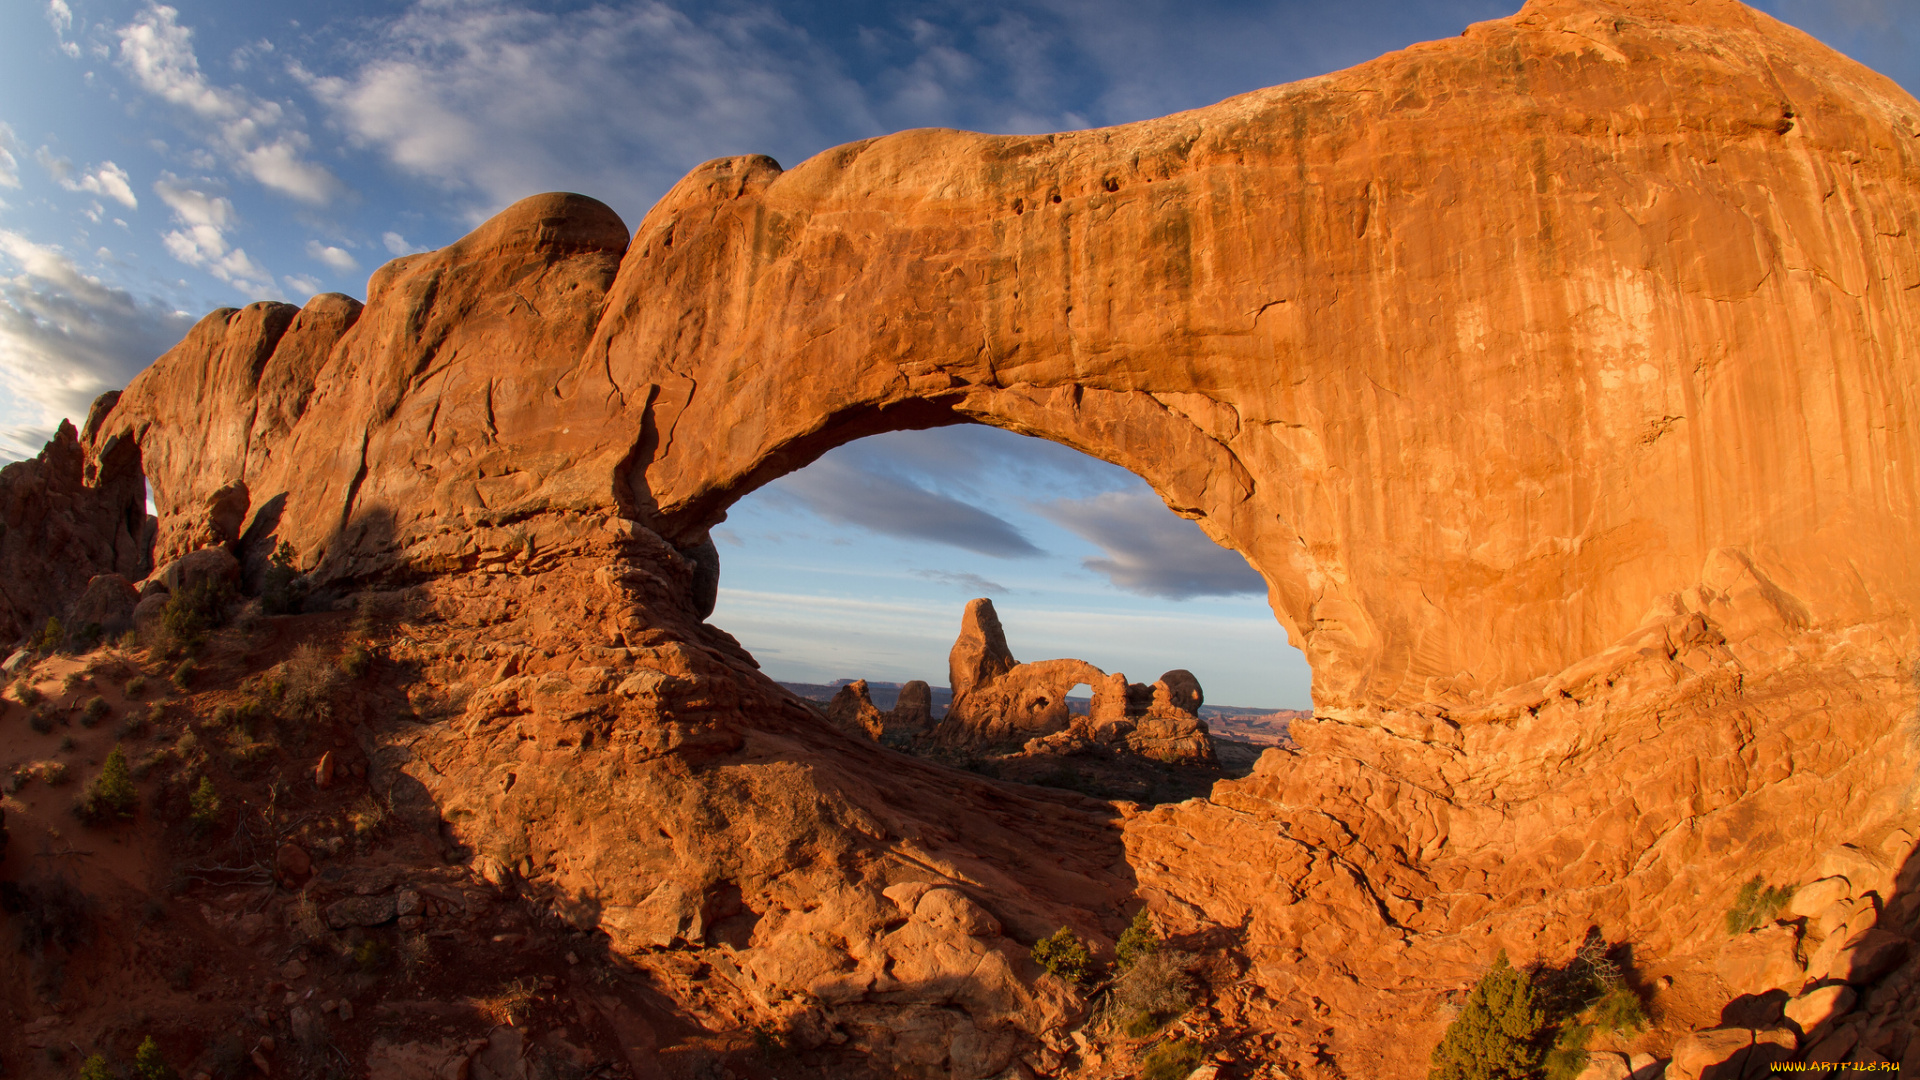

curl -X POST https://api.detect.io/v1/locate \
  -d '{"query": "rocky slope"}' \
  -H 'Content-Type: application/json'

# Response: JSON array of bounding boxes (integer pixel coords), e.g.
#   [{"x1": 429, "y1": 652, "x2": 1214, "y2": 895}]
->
[{"x1": 5, "y1": 0, "x2": 1920, "y2": 1077}]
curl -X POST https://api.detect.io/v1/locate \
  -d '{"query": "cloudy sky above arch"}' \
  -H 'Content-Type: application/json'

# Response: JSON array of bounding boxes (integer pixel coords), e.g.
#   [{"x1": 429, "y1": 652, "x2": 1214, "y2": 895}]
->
[{"x1": 1, "y1": 0, "x2": 1913, "y2": 705}]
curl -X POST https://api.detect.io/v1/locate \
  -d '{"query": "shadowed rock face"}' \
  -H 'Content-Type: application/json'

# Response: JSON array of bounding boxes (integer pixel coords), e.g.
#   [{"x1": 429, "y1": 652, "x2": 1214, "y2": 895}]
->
[{"x1": 17, "y1": 0, "x2": 1920, "y2": 1075}]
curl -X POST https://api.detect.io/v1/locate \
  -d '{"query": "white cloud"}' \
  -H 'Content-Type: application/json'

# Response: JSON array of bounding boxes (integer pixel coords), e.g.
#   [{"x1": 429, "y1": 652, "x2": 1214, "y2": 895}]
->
[
  {"x1": 1037, "y1": 490, "x2": 1267, "y2": 600},
  {"x1": 0, "y1": 229, "x2": 194, "y2": 459},
  {"x1": 116, "y1": 4, "x2": 342, "y2": 204},
  {"x1": 302, "y1": 0, "x2": 876, "y2": 219},
  {"x1": 58, "y1": 161, "x2": 139, "y2": 209},
  {"x1": 36, "y1": 147, "x2": 72, "y2": 183},
  {"x1": 46, "y1": 0, "x2": 80, "y2": 58},
  {"x1": 381, "y1": 231, "x2": 426, "y2": 256},
  {"x1": 0, "y1": 124, "x2": 20, "y2": 189},
  {"x1": 282, "y1": 274, "x2": 323, "y2": 299},
  {"x1": 152, "y1": 174, "x2": 274, "y2": 296},
  {"x1": 305, "y1": 240, "x2": 359, "y2": 275}
]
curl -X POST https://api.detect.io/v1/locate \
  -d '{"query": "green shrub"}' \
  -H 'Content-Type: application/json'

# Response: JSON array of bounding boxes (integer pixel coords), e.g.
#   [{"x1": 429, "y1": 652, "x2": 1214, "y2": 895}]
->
[
  {"x1": 157, "y1": 579, "x2": 233, "y2": 656},
  {"x1": 76, "y1": 745, "x2": 139, "y2": 824},
  {"x1": 1116, "y1": 908, "x2": 1160, "y2": 972},
  {"x1": 260, "y1": 541, "x2": 307, "y2": 615},
  {"x1": 1139, "y1": 1038, "x2": 1204, "y2": 1080},
  {"x1": 29, "y1": 707, "x2": 56, "y2": 734},
  {"x1": 354, "y1": 937, "x2": 390, "y2": 973},
  {"x1": 1543, "y1": 1023, "x2": 1592, "y2": 1080},
  {"x1": 188, "y1": 776, "x2": 221, "y2": 831},
  {"x1": 170, "y1": 659, "x2": 196, "y2": 691},
  {"x1": 80, "y1": 696, "x2": 110, "y2": 728},
  {"x1": 78, "y1": 1053, "x2": 113, "y2": 1080},
  {"x1": 125, "y1": 675, "x2": 150, "y2": 698},
  {"x1": 72, "y1": 622, "x2": 104, "y2": 652},
  {"x1": 1725, "y1": 876, "x2": 1795, "y2": 935},
  {"x1": 339, "y1": 644, "x2": 372, "y2": 679},
  {"x1": 1430, "y1": 951, "x2": 1548, "y2": 1080},
  {"x1": 13, "y1": 679, "x2": 43, "y2": 707},
  {"x1": 35, "y1": 616, "x2": 65, "y2": 653},
  {"x1": 1590, "y1": 986, "x2": 1647, "y2": 1033},
  {"x1": 1031, "y1": 926, "x2": 1093, "y2": 984},
  {"x1": 133, "y1": 1036, "x2": 178, "y2": 1080}
]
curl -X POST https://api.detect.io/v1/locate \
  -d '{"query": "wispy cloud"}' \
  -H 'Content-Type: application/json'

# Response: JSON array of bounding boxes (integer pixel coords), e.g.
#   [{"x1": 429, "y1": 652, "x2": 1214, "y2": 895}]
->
[
  {"x1": 46, "y1": 0, "x2": 80, "y2": 58},
  {"x1": 305, "y1": 240, "x2": 359, "y2": 275},
  {"x1": 912, "y1": 569, "x2": 1009, "y2": 594},
  {"x1": 778, "y1": 455, "x2": 1044, "y2": 558},
  {"x1": 116, "y1": 3, "x2": 343, "y2": 204},
  {"x1": 0, "y1": 124, "x2": 20, "y2": 190},
  {"x1": 300, "y1": 0, "x2": 879, "y2": 220},
  {"x1": 153, "y1": 174, "x2": 274, "y2": 296},
  {"x1": 381, "y1": 231, "x2": 427, "y2": 256},
  {"x1": 1037, "y1": 490, "x2": 1266, "y2": 600},
  {"x1": 46, "y1": 158, "x2": 139, "y2": 209},
  {"x1": 0, "y1": 230, "x2": 194, "y2": 459}
]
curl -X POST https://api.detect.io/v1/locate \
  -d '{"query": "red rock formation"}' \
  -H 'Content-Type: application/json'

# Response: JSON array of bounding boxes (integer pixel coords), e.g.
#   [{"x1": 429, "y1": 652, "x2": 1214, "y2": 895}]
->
[
  {"x1": 0, "y1": 420, "x2": 149, "y2": 646},
  {"x1": 10, "y1": 0, "x2": 1913, "y2": 1074}
]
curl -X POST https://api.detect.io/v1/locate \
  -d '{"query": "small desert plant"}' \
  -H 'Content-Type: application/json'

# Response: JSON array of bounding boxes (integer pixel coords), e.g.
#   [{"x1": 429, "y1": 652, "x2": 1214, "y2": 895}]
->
[
  {"x1": 80, "y1": 696, "x2": 110, "y2": 728},
  {"x1": 156, "y1": 578, "x2": 233, "y2": 655},
  {"x1": 72, "y1": 622, "x2": 104, "y2": 652},
  {"x1": 260, "y1": 541, "x2": 307, "y2": 615},
  {"x1": 37, "y1": 760, "x2": 71, "y2": 786},
  {"x1": 1116, "y1": 908, "x2": 1161, "y2": 972},
  {"x1": 339, "y1": 643, "x2": 372, "y2": 679},
  {"x1": 79, "y1": 1054, "x2": 114, "y2": 1080},
  {"x1": 169, "y1": 659, "x2": 197, "y2": 691},
  {"x1": 1590, "y1": 985, "x2": 1647, "y2": 1033},
  {"x1": 188, "y1": 775, "x2": 221, "y2": 831},
  {"x1": 1112, "y1": 948, "x2": 1195, "y2": 1036},
  {"x1": 62, "y1": 671, "x2": 85, "y2": 693},
  {"x1": 133, "y1": 1036, "x2": 178, "y2": 1080},
  {"x1": 59, "y1": 734, "x2": 75, "y2": 752},
  {"x1": 12, "y1": 679, "x2": 43, "y2": 707},
  {"x1": 280, "y1": 644, "x2": 341, "y2": 725},
  {"x1": 76, "y1": 745, "x2": 138, "y2": 823},
  {"x1": 354, "y1": 936, "x2": 390, "y2": 973},
  {"x1": 1139, "y1": 1038, "x2": 1204, "y2": 1080},
  {"x1": 29, "y1": 707, "x2": 56, "y2": 734},
  {"x1": 34, "y1": 616, "x2": 65, "y2": 653},
  {"x1": 1031, "y1": 926, "x2": 1094, "y2": 984},
  {"x1": 1429, "y1": 951, "x2": 1548, "y2": 1080},
  {"x1": 1543, "y1": 1024, "x2": 1593, "y2": 1080},
  {"x1": 125, "y1": 674, "x2": 150, "y2": 698},
  {"x1": 475, "y1": 978, "x2": 539, "y2": 1026},
  {"x1": 348, "y1": 794, "x2": 388, "y2": 843},
  {"x1": 1725, "y1": 876, "x2": 1795, "y2": 935}
]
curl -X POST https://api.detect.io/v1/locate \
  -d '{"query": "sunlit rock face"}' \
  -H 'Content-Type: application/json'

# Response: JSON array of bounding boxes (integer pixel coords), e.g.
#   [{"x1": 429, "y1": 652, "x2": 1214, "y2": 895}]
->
[{"x1": 30, "y1": 0, "x2": 1920, "y2": 1074}]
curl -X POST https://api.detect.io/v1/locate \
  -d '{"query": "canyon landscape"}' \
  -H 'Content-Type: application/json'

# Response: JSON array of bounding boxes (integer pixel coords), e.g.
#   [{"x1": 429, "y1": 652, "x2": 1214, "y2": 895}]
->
[{"x1": 2, "y1": 0, "x2": 1919, "y2": 1078}]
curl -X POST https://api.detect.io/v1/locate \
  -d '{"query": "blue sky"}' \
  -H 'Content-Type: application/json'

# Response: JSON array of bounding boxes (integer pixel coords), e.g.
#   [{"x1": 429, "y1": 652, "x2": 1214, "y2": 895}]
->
[{"x1": 1, "y1": 0, "x2": 1914, "y2": 706}]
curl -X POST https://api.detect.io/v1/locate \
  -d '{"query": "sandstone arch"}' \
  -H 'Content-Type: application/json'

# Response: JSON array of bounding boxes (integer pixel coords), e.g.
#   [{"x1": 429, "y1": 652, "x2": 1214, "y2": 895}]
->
[
  {"x1": 83, "y1": 0, "x2": 1920, "y2": 719},
  {"x1": 25, "y1": 3, "x2": 1920, "y2": 1072}
]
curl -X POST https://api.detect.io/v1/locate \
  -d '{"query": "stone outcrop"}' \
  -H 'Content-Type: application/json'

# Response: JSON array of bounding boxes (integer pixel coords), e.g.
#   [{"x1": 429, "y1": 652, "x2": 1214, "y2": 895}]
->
[
  {"x1": 0, "y1": 0, "x2": 1912, "y2": 1075},
  {"x1": 931, "y1": 599, "x2": 1217, "y2": 766},
  {"x1": 0, "y1": 420, "x2": 151, "y2": 646},
  {"x1": 825, "y1": 678, "x2": 886, "y2": 739}
]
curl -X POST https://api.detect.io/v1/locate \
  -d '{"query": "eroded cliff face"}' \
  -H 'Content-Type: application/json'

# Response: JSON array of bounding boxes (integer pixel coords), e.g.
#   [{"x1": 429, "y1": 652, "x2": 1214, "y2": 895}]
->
[{"x1": 23, "y1": 0, "x2": 1920, "y2": 1074}]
